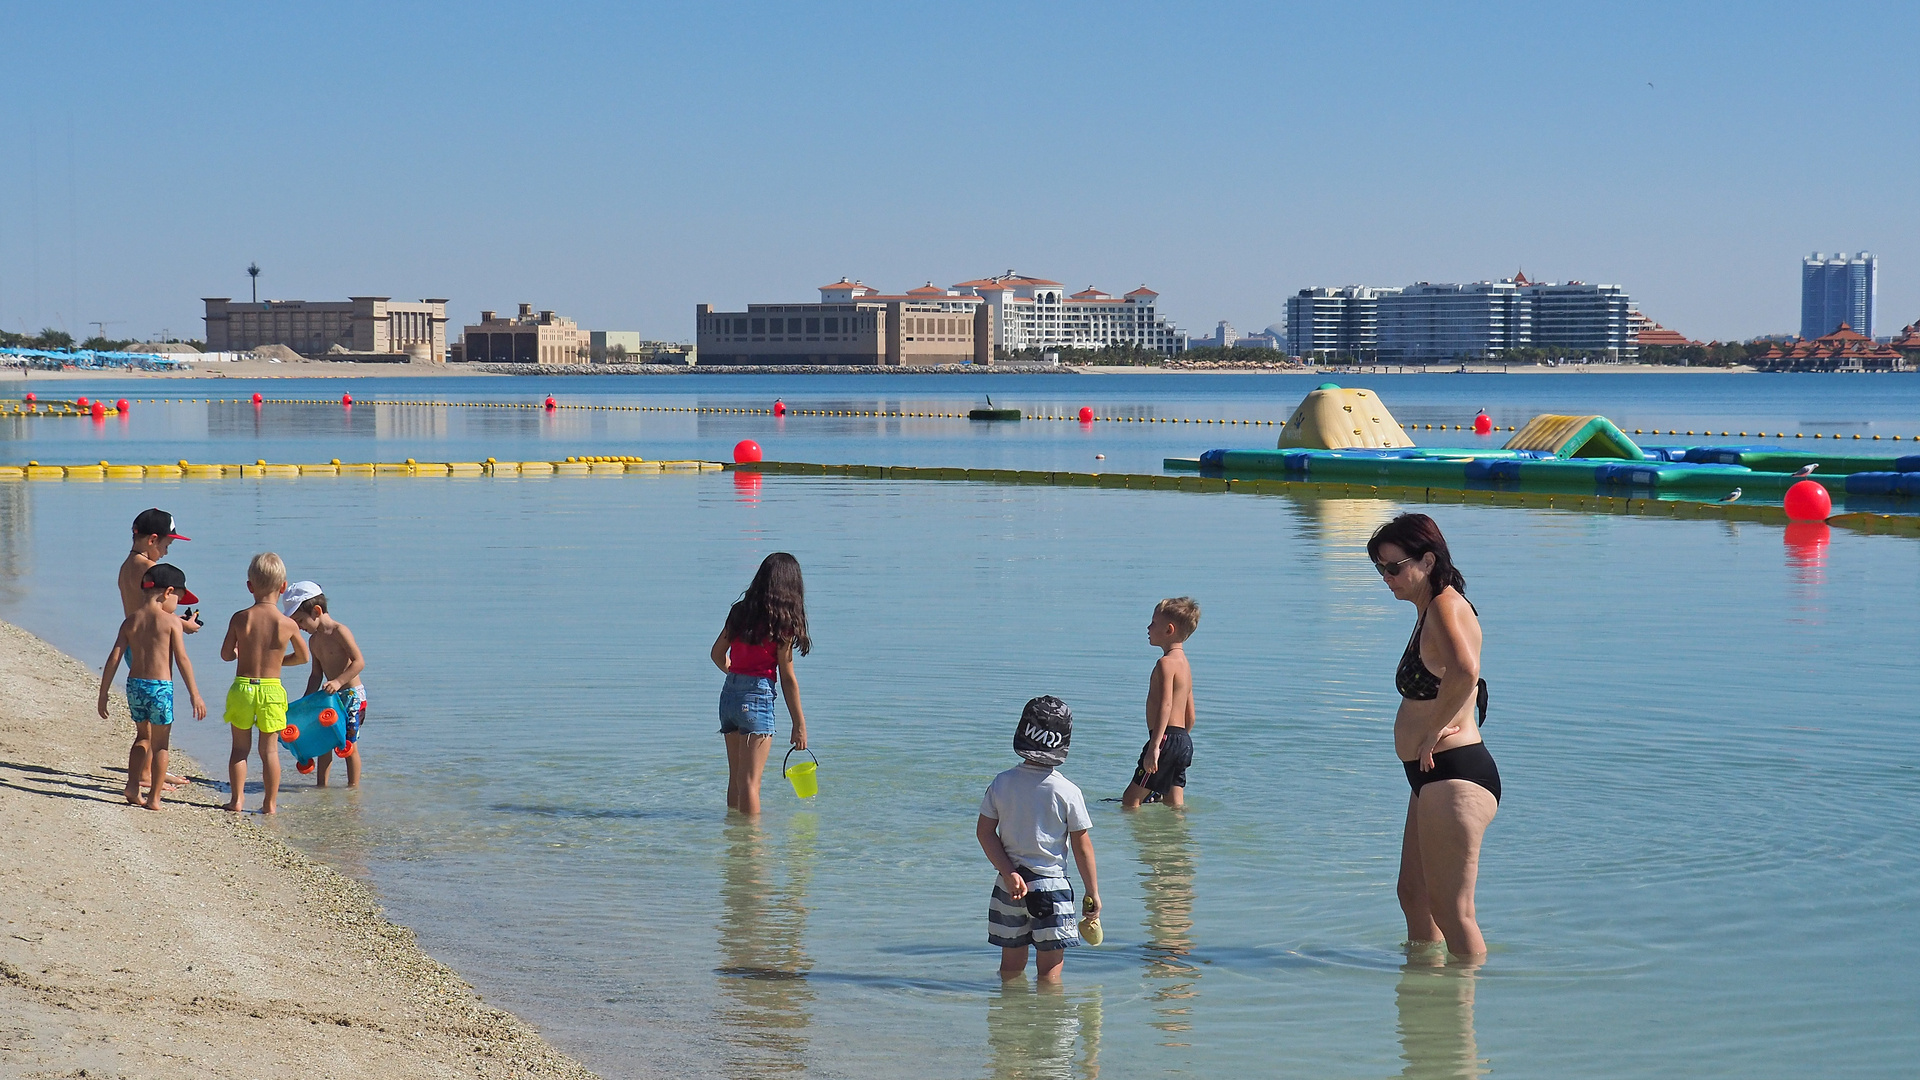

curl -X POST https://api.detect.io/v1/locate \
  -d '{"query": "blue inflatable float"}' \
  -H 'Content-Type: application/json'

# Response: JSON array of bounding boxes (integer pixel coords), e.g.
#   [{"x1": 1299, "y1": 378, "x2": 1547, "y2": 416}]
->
[{"x1": 275, "y1": 690, "x2": 350, "y2": 772}]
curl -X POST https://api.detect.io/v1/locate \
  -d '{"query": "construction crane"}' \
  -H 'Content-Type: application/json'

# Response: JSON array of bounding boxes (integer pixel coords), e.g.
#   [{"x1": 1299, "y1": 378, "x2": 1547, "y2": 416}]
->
[{"x1": 88, "y1": 320, "x2": 124, "y2": 342}]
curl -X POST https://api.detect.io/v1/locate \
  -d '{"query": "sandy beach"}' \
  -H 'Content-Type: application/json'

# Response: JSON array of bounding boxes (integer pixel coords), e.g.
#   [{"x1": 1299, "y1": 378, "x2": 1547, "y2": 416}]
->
[{"x1": 0, "y1": 620, "x2": 600, "y2": 1080}]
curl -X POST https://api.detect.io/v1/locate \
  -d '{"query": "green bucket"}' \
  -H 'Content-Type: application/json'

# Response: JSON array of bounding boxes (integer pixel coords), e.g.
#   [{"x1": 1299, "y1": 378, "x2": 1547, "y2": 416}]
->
[{"x1": 783, "y1": 747, "x2": 819, "y2": 799}]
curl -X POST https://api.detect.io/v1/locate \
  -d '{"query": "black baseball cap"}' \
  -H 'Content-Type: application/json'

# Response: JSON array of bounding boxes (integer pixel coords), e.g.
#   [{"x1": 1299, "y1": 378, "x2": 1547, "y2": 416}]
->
[
  {"x1": 132, "y1": 508, "x2": 190, "y2": 541},
  {"x1": 1014, "y1": 696, "x2": 1072, "y2": 766},
  {"x1": 141, "y1": 563, "x2": 199, "y2": 605}
]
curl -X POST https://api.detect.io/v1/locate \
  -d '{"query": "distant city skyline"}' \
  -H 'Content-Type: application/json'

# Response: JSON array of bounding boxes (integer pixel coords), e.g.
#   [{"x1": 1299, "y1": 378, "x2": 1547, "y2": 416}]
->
[{"x1": 0, "y1": 3, "x2": 1913, "y2": 346}]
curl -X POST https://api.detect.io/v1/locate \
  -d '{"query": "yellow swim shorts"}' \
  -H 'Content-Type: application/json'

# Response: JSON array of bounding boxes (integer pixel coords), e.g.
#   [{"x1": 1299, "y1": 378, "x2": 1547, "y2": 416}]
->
[{"x1": 225, "y1": 677, "x2": 289, "y2": 733}]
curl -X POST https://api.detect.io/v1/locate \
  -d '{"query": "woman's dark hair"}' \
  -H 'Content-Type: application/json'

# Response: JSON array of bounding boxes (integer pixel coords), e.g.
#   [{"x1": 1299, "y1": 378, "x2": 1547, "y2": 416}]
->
[
  {"x1": 725, "y1": 552, "x2": 811, "y2": 655},
  {"x1": 1367, "y1": 513, "x2": 1465, "y2": 600}
]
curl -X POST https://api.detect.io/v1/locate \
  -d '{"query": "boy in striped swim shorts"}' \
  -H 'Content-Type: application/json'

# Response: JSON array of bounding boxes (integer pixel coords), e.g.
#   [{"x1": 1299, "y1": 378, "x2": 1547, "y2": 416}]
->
[{"x1": 977, "y1": 696, "x2": 1102, "y2": 984}]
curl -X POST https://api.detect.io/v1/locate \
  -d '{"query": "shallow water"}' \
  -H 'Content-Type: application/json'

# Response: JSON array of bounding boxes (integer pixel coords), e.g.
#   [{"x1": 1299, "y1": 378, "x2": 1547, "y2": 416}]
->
[{"x1": 1, "y1": 374, "x2": 1916, "y2": 1077}]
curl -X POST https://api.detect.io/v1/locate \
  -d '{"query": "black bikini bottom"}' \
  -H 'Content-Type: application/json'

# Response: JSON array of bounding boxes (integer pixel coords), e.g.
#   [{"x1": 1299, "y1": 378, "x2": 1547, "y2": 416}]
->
[{"x1": 1402, "y1": 742, "x2": 1501, "y2": 804}]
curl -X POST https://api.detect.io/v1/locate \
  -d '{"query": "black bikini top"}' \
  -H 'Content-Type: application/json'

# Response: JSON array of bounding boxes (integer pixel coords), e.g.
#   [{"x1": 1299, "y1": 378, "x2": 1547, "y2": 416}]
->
[{"x1": 1397, "y1": 593, "x2": 1489, "y2": 723}]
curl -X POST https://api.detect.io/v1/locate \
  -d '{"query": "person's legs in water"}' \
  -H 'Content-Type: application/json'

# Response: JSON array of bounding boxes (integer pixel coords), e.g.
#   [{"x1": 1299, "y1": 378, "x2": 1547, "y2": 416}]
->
[
  {"x1": 1397, "y1": 795, "x2": 1441, "y2": 943},
  {"x1": 1000, "y1": 944, "x2": 1029, "y2": 980},
  {"x1": 1414, "y1": 779, "x2": 1496, "y2": 957},
  {"x1": 1034, "y1": 945, "x2": 1065, "y2": 983}
]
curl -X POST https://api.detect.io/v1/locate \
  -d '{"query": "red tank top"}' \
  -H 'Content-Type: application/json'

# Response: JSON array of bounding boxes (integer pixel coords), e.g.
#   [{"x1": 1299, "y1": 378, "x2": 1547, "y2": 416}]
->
[{"x1": 727, "y1": 638, "x2": 779, "y2": 677}]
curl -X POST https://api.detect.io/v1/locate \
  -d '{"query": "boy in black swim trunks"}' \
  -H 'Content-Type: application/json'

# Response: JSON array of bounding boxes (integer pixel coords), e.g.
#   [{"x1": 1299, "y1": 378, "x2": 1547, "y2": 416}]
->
[{"x1": 1122, "y1": 597, "x2": 1199, "y2": 809}]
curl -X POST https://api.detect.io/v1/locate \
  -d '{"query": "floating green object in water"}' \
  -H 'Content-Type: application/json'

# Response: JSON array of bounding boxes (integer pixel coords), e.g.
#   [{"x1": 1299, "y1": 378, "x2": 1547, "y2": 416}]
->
[{"x1": 969, "y1": 393, "x2": 1022, "y2": 421}]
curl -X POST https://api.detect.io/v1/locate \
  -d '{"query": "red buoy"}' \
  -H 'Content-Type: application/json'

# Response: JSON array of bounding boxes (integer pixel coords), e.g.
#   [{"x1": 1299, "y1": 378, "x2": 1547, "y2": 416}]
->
[
  {"x1": 773, "y1": 399, "x2": 787, "y2": 416},
  {"x1": 1783, "y1": 479, "x2": 1832, "y2": 521},
  {"x1": 76, "y1": 396, "x2": 90, "y2": 410},
  {"x1": 1078, "y1": 406, "x2": 1094, "y2": 423},
  {"x1": 22, "y1": 392, "x2": 34, "y2": 403},
  {"x1": 116, "y1": 399, "x2": 129, "y2": 413},
  {"x1": 90, "y1": 401, "x2": 106, "y2": 419},
  {"x1": 252, "y1": 392, "x2": 264, "y2": 405},
  {"x1": 544, "y1": 396, "x2": 557, "y2": 411},
  {"x1": 342, "y1": 393, "x2": 353, "y2": 406},
  {"x1": 1473, "y1": 411, "x2": 1492, "y2": 435},
  {"x1": 733, "y1": 439, "x2": 763, "y2": 464}
]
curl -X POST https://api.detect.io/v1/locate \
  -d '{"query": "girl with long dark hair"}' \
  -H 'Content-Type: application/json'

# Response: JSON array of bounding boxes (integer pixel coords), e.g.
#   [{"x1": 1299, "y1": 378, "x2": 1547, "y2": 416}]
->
[
  {"x1": 709, "y1": 552, "x2": 812, "y2": 815},
  {"x1": 1367, "y1": 514, "x2": 1499, "y2": 957}
]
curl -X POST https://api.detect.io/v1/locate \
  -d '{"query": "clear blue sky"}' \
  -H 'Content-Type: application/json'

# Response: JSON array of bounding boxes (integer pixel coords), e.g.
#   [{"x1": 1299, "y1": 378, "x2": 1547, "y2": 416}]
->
[{"x1": 3, "y1": 1, "x2": 1915, "y2": 345}]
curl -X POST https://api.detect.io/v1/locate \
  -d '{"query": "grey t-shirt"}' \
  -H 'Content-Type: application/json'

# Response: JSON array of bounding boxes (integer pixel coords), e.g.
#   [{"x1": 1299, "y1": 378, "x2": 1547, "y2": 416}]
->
[{"x1": 979, "y1": 762, "x2": 1092, "y2": 879}]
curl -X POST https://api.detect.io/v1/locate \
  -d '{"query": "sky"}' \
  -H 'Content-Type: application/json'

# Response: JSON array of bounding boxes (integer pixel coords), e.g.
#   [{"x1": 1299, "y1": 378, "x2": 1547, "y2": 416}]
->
[{"x1": 2, "y1": 1, "x2": 1916, "y2": 345}]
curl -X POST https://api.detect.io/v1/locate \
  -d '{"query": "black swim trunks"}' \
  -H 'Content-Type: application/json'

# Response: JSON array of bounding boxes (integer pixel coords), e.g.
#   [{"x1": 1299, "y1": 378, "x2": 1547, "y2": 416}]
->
[{"x1": 1131, "y1": 727, "x2": 1193, "y2": 797}]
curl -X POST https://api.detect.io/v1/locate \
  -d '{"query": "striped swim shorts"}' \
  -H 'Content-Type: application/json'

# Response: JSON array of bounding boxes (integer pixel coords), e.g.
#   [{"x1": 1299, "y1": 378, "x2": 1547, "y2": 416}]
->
[{"x1": 987, "y1": 869, "x2": 1080, "y2": 952}]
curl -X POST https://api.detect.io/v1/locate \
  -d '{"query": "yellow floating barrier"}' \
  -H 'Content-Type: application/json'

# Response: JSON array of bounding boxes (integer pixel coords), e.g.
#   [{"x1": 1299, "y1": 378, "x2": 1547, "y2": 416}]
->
[
  {"x1": 64, "y1": 465, "x2": 105, "y2": 480},
  {"x1": 0, "y1": 466, "x2": 24, "y2": 481},
  {"x1": 554, "y1": 462, "x2": 591, "y2": 475},
  {"x1": 374, "y1": 463, "x2": 411, "y2": 475},
  {"x1": 448, "y1": 462, "x2": 485, "y2": 476},
  {"x1": 182, "y1": 464, "x2": 227, "y2": 478},
  {"x1": 300, "y1": 464, "x2": 338, "y2": 476},
  {"x1": 104, "y1": 465, "x2": 147, "y2": 480},
  {"x1": 412, "y1": 463, "x2": 452, "y2": 476},
  {"x1": 340, "y1": 463, "x2": 375, "y2": 475},
  {"x1": 519, "y1": 461, "x2": 554, "y2": 475},
  {"x1": 145, "y1": 464, "x2": 184, "y2": 478}
]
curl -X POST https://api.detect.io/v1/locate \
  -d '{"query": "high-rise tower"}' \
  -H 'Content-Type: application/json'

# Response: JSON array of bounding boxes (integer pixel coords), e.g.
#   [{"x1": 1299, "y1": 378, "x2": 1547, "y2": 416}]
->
[{"x1": 1801, "y1": 252, "x2": 1877, "y2": 339}]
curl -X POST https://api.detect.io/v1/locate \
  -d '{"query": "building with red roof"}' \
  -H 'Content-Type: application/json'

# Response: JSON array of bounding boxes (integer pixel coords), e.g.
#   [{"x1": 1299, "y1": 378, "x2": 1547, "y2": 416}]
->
[{"x1": 1753, "y1": 323, "x2": 1909, "y2": 372}]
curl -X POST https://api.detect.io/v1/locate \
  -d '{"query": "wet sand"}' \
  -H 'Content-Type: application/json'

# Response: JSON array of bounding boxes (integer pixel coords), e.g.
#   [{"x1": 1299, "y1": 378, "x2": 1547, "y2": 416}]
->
[{"x1": 0, "y1": 620, "x2": 602, "y2": 1079}]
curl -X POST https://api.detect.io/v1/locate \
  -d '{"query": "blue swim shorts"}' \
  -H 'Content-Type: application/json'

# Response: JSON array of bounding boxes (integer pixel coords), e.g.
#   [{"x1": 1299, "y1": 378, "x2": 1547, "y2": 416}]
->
[
  {"x1": 126, "y1": 678, "x2": 174, "y2": 726},
  {"x1": 718, "y1": 673, "x2": 777, "y2": 736}
]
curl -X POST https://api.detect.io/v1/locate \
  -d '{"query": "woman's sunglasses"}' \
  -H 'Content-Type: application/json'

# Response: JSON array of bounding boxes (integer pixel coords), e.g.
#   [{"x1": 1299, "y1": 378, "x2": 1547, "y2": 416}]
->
[{"x1": 1374, "y1": 556, "x2": 1416, "y2": 577}]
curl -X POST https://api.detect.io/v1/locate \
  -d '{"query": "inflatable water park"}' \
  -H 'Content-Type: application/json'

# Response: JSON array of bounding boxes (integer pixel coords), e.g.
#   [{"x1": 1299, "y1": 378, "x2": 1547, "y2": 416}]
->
[{"x1": 1168, "y1": 384, "x2": 1920, "y2": 512}]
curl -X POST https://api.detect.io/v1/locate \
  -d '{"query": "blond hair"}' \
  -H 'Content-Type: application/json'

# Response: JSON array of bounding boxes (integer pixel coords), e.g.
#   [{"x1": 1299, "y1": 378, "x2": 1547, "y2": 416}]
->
[
  {"x1": 248, "y1": 552, "x2": 287, "y2": 592},
  {"x1": 1154, "y1": 596, "x2": 1200, "y2": 640}
]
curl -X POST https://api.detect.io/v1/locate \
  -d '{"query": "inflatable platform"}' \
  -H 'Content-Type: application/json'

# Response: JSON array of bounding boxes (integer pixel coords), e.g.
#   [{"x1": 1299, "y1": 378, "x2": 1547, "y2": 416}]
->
[{"x1": 1169, "y1": 385, "x2": 1920, "y2": 509}]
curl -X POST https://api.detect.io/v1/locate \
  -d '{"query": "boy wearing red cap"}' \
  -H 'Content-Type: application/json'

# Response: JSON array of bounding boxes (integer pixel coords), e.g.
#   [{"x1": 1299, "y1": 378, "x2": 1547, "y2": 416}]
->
[
  {"x1": 98, "y1": 563, "x2": 208, "y2": 809},
  {"x1": 117, "y1": 508, "x2": 200, "y2": 791}
]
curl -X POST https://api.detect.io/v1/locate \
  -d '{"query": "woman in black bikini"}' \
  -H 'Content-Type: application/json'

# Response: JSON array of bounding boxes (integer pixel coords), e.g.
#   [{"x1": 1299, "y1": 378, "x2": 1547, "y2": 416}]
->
[{"x1": 1368, "y1": 513, "x2": 1499, "y2": 958}]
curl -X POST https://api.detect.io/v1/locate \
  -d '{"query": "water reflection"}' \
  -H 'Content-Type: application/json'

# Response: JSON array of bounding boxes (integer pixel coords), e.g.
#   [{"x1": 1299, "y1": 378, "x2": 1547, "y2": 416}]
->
[
  {"x1": 1395, "y1": 954, "x2": 1489, "y2": 1079},
  {"x1": 0, "y1": 482, "x2": 28, "y2": 603},
  {"x1": 1783, "y1": 521, "x2": 1830, "y2": 586},
  {"x1": 983, "y1": 981, "x2": 1104, "y2": 1079},
  {"x1": 1125, "y1": 809, "x2": 1198, "y2": 1043},
  {"x1": 714, "y1": 815, "x2": 815, "y2": 1077}
]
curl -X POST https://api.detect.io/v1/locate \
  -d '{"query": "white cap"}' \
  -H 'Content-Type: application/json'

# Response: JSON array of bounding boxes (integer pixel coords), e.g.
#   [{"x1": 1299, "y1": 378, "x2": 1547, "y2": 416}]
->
[{"x1": 280, "y1": 580, "x2": 323, "y2": 616}]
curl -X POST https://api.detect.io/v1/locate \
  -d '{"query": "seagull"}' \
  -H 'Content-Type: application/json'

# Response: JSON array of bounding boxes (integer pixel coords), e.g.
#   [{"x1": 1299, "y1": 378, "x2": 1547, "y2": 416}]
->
[
  {"x1": 1791, "y1": 463, "x2": 1818, "y2": 477},
  {"x1": 1719, "y1": 488, "x2": 1742, "y2": 503}
]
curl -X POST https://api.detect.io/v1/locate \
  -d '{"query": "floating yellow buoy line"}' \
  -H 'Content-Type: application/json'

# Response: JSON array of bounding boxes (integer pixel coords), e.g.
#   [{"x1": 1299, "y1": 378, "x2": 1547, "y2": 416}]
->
[{"x1": 0, "y1": 456, "x2": 725, "y2": 481}]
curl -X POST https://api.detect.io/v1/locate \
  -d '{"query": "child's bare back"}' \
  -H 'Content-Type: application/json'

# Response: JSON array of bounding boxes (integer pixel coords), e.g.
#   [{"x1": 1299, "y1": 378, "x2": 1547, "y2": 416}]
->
[
  {"x1": 1123, "y1": 597, "x2": 1200, "y2": 809},
  {"x1": 223, "y1": 603, "x2": 300, "y2": 679}
]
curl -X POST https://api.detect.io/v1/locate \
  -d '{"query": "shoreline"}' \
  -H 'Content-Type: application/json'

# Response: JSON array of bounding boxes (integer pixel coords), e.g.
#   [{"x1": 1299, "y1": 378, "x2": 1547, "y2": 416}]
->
[
  {"x1": 3, "y1": 359, "x2": 1793, "y2": 382},
  {"x1": 0, "y1": 619, "x2": 603, "y2": 1079}
]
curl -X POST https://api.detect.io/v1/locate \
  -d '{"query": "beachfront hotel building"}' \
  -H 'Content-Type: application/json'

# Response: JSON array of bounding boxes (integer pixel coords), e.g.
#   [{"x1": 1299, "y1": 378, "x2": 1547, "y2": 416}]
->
[
  {"x1": 202, "y1": 296, "x2": 449, "y2": 359},
  {"x1": 460, "y1": 304, "x2": 589, "y2": 365},
  {"x1": 1525, "y1": 280, "x2": 1637, "y2": 360},
  {"x1": 1801, "y1": 252, "x2": 1877, "y2": 339},
  {"x1": 695, "y1": 273, "x2": 1185, "y2": 365}
]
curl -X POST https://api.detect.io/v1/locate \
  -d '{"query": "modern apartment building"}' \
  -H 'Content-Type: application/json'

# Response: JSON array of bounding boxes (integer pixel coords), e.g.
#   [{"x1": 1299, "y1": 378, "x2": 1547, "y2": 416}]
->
[
  {"x1": 1288, "y1": 276, "x2": 1637, "y2": 360},
  {"x1": 1801, "y1": 252, "x2": 1877, "y2": 339},
  {"x1": 1377, "y1": 282, "x2": 1531, "y2": 361},
  {"x1": 1527, "y1": 281, "x2": 1637, "y2": 360},
  {"x1": 1285, "y1": 287, "x2": 1396, "y2": 357},
  {"x1": 202, "y1": 296, "x2": 448, "y2": 359},
  {"x1": 461, "y1": 304, "x2": 588, "y2": 365}
]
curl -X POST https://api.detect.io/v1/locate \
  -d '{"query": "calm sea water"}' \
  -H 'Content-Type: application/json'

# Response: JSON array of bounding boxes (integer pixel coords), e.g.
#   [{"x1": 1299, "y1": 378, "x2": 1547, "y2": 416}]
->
[{"x1": 1, "y1": 374, "x2": 1915, "y2": 1078}]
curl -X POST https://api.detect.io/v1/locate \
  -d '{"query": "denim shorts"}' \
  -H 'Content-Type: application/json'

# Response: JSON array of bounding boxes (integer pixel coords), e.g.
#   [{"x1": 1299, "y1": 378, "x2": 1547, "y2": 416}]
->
[{"x1": 718, "y1": 673, "x2": 777, "y2": 736}]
